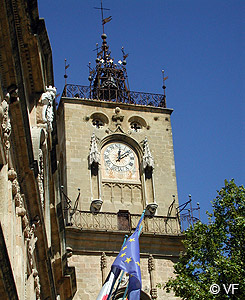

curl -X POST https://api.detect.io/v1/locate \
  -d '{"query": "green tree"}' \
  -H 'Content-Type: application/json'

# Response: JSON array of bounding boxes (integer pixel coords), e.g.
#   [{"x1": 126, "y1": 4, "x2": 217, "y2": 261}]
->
[{"x1": 163, "y1": 179, "x2": 245, "y2": 299}]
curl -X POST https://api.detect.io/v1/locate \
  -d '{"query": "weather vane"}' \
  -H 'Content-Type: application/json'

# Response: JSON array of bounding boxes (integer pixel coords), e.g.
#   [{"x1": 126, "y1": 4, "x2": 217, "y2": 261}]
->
[
  {"x1": 94, "y1": 0, "x2": 112, "y2": 33},
  {"x1": 162, "y1": 70, "x2": 168, "y2": 97},
  {"x1": 121, "y1": 47, "x2": 129, "y2": 62},
  {"x1": 64, "y1": 59, "x2": 70, "y2": 96}
]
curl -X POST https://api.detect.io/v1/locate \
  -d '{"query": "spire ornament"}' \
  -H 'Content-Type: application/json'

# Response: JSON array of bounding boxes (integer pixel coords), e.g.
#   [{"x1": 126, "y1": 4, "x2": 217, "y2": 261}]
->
[
  {"x1": 89, "y1": 133, "x2": 100, "y2": 166},
  {"x1": 89, "y1": 2, "x2": 130, "y2": 103},
  {"x1": 94, "y1": 0, "x2": 111, "y2": 34}
]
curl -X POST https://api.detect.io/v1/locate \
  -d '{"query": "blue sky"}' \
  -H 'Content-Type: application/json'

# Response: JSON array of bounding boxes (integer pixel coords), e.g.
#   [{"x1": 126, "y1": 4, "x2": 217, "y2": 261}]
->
[{"x1": 38, "y1": 0, "x2": 244, "y2": 223}]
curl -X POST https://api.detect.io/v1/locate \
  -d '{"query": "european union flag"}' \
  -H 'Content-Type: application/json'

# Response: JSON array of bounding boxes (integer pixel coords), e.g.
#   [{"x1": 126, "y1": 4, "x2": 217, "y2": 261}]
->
[{"x1": 112, "y1": 227, "x2": 142, "y2": 300}]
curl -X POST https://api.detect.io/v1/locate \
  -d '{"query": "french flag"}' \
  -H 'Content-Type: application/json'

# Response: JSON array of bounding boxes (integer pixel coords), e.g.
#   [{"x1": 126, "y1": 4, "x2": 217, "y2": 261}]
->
[{"x1": 96, "y1": 267, "x2": 120, "y2": 300}]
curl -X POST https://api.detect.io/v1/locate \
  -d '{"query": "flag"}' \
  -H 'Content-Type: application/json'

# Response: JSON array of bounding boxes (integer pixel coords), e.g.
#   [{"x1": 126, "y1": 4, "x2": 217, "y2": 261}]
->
[
  {"x1": 111, "y1": 224, "x2": 142, "y2": 300},
  {"x1": 96, "y1": 267, "x2": 120, "y2": 300},
  {"x1": 97, "y1": 50, "x2": 103, "y2": 57},
  {"x1": 102, "y1": 16, "x2": 112, "y2": 25}
]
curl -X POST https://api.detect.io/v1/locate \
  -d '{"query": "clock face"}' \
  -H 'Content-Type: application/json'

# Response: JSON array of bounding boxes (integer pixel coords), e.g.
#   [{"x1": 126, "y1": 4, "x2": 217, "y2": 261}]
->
[{"x1": 101, "y1": 142, "x2": 140, "y2": 182}]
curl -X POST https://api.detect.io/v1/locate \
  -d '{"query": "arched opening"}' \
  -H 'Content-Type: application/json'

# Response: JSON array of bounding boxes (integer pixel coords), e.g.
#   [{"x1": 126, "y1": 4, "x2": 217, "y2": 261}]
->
[{"x1": 128, "y1": 115, "x2": 148, "y2": 133}]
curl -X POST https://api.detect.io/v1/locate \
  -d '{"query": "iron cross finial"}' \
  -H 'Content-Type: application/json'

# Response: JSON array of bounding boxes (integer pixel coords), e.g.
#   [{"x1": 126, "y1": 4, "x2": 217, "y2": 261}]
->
[{"x1": 94, "y1": 0, "x2": 112, "y2": 33}]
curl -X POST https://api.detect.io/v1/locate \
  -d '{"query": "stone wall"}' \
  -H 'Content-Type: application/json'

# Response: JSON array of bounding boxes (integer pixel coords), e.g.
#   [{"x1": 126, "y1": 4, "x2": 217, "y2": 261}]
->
[
  {"x1": 68, "y1": 253, "x2": 178, "y2": 300},
  {"x1": 0, "y1": 0, "x2": 76, "y2": 298}
]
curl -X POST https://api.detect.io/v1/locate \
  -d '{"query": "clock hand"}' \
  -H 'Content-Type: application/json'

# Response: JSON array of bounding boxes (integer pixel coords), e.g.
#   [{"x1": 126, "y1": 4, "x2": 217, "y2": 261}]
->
[
  {"x1": 119, "y1": 150, "x2": 130, "y2": 160},
  {"x1": 116, "y1": 149, "x2": 122, "y2": 162}
]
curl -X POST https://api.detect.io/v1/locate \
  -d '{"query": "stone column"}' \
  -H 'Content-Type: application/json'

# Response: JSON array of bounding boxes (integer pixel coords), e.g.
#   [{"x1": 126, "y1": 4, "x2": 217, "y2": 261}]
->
[
  {"x1": 100, "y1": 252, "x2": 107, "y2": 284},
  {"x1": 148, "y1": 254, "x2": 157, "y2": 300}
]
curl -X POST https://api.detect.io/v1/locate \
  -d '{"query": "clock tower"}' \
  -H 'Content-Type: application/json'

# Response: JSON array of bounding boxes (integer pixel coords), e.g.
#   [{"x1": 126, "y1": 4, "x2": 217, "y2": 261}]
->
[{"x1": 57, "y1": 31, "x2": 184, "y2": 300}]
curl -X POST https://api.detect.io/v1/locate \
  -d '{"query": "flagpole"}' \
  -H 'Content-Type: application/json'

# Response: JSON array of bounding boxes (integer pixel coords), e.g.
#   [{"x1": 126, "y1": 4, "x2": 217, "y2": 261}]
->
[
  {"x1": 137, "y1": 209, "x2": 146, "y2": 229},
  {"x1": 111, "y1": 270, "x2": 125, "y2": 300},
  {"x1": 122, "y1": 284, "x2": 128, "y2": 300}
]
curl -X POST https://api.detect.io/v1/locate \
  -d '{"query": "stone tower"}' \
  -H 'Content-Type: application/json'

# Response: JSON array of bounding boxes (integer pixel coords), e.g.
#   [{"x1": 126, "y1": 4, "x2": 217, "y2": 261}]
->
[{"x1": 57, "y1": 30, "x2": 184, "y2": 300}]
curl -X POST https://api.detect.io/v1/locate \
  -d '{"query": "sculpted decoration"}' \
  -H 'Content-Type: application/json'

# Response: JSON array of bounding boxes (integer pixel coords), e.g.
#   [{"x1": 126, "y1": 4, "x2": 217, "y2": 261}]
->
[
  {"x1": 100, "y1": 252, "x2": 107, "y2": 270},
  {"x1": 89, "y1": 132, "x2": 100, "y2": 166},
  {"x1": 31, "y1": 127, "x2": 46, "y2": 210},
  {"x1": 0, "y1": 96, "x2": 11, "y2": 153},
  {"x1": 142, "y1": 137, "x2": 154, "y2": 170},
  {"x1": 33, "y1": 268, "x2": 41, "y2": 300},
  {"x1": 41, "y1": 86, "x2": 57, "y2": 132},
  {"x1": 8, "y1": 169, "x2": 24, "y2": 210},
  {"x1": 8, "y1": 167, "x2": 40, "y2": 293},
  {"x1": 38, "y1": 149, "x2": 44, "y2": 209}
]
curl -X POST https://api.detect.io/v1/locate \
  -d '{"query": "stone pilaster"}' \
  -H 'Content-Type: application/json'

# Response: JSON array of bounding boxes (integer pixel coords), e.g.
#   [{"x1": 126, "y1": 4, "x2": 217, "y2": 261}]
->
[
  {"x1": 100, "y1": 252, "x2": 107, "y2": 284},
  {"x1": 148, "y1": 254, "x2": 157, "y2": 300}
]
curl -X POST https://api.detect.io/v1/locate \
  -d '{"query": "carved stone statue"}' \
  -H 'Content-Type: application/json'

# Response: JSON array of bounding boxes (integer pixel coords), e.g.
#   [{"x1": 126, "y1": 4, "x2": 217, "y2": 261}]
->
[
  {"x1": 41, "y1": 86, "x2": 57, "y2": 132},
  {"x1": 1, "y1": 97, "x2": 11, "y2": 151}
]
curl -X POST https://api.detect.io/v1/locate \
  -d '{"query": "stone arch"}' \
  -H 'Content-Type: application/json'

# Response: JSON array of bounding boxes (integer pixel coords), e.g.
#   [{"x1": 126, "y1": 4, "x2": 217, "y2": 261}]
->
[
  {"x1": 90, "y1": 112, "x2": 109, "y2": 129},
  {"x1": 128, "y1": 115, "x2": 148, "y2": 132}
]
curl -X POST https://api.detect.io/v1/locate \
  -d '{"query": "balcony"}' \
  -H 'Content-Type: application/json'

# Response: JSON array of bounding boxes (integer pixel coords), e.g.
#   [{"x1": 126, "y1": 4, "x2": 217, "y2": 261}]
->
[
  {"x1": 61, "y1": 84, "x2": 166, "y2": 108},
  {"x1": 65, "y1": 210, "x2": 181, "y2": 235}
]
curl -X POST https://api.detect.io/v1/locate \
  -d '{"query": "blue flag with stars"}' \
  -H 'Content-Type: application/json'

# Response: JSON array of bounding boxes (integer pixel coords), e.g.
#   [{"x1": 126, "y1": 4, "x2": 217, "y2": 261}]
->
[{"x1": 112, "y1": 226, "x2": 142, "y2": 300}]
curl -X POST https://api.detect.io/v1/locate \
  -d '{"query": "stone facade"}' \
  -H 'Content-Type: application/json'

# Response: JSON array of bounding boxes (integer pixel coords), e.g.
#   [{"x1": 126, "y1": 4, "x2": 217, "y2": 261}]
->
[{"x1": 0, "y1": 0, "x2": 76, "y2": 299}]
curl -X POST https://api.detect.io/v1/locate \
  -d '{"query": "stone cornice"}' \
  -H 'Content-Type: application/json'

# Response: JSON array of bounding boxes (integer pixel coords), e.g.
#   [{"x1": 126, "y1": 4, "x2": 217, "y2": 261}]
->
[
  {"x1": 65, "y1": 227, "x2": 185, "y2": 258},
  {"x1": 59, "y1": 97, "x2": 174, "y2": 115}
]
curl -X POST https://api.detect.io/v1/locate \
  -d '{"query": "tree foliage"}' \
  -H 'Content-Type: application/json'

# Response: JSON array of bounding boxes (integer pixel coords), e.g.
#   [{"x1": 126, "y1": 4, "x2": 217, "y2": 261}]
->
[{"x1": 163, "y1": 179, "x2": 245, "y2": 299}]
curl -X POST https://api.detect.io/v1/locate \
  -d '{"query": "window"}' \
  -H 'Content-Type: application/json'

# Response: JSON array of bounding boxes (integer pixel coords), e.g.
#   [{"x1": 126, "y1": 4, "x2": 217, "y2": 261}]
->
[
  {"x1": 130, "y1": 121, "x2": 142, "y2": 132},
  {"x1": 128, "y1": 115, "x2": 147, "y2": 132},
  {"x1": 92, "y1": 118, "x2": 104, "y2": 129},
  {"x1": 90, "y1": 112, "x2": 109, "y2": 129}
]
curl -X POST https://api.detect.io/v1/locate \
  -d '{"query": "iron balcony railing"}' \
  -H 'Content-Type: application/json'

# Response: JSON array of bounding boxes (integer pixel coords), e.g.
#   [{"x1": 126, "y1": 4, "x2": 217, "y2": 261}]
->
[
  {"x1": 61, "y1": 84, "x2": 167, "y2": 108},
  {"x1": 65, "y1": 210, "x2": 181, "y2": 235}
]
